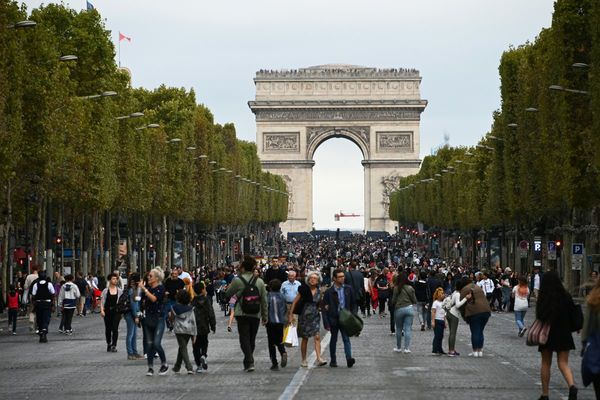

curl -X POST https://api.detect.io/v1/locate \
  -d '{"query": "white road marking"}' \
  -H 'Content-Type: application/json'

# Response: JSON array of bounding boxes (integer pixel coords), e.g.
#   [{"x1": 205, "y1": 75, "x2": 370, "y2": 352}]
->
[{"x1": 278, "y1": 332, "x2": 331, "y2": 400}]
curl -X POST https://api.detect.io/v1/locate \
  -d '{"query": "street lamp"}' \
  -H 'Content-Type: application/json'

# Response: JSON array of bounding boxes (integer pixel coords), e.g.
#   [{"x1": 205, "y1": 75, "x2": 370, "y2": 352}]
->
[
  {"x1": 135, "y1": 124, "x2": 160, "y2": 131},
  {"x1": 507, "y1": 123, "x2": 518, "y2": 128},
  {"x1": 186, "y1": 146, "x2": 196, "y2": 151},
  {"x1": 572, "y1": 63, "x2": 589, "y2": 69},
  {"x1": 525, "y1": 107, "x2": 538, "y2": 112},
  {"x1": 549, "y1": 84, "x2": 589, "y2": 95},
  {"x1": 82, "y1": 91, "x2": 117, "y2": 100},
  {"x1": 488, "y1": 135, "x2": 504, "y2": 141},
  {"x1": 116, "y1": 111, "x2": 145, "y2": 120},
  {"x1": 6, "y1": 20, "x2": 37, "y2": 29},
  {"x1": 168, "y1": 138, "x2": 182, "y2": 143}
]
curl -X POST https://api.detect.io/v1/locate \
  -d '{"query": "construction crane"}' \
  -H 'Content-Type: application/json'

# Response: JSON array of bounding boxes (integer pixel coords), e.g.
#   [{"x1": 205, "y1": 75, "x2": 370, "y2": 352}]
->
[{"x1": 334, "y1": 211, "x2": 362, "y2": 221}]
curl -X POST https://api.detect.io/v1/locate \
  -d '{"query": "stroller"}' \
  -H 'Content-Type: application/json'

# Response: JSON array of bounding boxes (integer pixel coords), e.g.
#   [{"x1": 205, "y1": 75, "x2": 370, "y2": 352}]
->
[{"x1": 215, "y1": 280, "x2": 230, "y2": 316}]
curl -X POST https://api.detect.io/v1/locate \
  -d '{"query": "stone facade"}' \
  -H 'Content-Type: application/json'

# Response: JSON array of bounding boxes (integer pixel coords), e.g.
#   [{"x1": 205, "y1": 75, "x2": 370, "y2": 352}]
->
[{"x1": 249, "y1": 64, "x2": 426, "y2": 234}]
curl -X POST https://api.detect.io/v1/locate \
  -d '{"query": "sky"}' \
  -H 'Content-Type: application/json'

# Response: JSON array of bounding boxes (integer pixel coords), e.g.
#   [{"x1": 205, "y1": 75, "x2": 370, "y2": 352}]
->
[{"x1": 23, "y1": 0, "x2": 556, "y2": 230}]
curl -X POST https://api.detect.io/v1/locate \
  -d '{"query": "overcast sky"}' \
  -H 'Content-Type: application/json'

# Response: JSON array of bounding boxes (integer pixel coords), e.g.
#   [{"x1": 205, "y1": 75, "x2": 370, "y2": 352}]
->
[{"x1": 23, "y1": 0, "x2": 555, "y2": 230}]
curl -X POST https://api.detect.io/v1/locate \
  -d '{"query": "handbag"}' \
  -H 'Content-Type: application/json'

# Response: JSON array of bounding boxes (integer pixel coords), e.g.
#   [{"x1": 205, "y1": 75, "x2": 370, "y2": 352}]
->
[
  {"x1": 526, "y1": 319, "x2": 550, "y2": 346},
  {"x1": 283, "y1": 324, "x2": 298, "y2": 347},
  {"x1": 339, "y1": 308, "x2": 363, "y2": 337}
]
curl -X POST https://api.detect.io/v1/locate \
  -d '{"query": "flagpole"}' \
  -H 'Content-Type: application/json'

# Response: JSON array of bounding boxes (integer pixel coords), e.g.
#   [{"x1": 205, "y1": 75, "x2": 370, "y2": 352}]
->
[{"x1": 118, "y1": 34, "x2": 121, "y2": 67}]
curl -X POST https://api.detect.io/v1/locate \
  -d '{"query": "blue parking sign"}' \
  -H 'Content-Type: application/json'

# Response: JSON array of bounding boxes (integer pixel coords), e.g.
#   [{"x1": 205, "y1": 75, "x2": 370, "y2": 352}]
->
[{"x1": 572, "y1": 243, "x2": 584, "y2": 255}]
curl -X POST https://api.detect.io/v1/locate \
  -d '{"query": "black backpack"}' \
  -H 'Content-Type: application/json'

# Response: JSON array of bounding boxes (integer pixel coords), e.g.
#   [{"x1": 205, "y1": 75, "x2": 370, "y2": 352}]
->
[
  {"x1": 116, "y1": 291, "x2": 131, "y2": 314},
  {"x1": 238, "y1": 276, "x2": 261, "y2": 314}
]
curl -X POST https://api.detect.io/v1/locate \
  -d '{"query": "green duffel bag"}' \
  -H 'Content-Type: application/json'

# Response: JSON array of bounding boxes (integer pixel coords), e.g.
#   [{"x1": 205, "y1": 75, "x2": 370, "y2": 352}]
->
[{"x1": 339, "y1": 308, "x2": 364, "y2": 337}]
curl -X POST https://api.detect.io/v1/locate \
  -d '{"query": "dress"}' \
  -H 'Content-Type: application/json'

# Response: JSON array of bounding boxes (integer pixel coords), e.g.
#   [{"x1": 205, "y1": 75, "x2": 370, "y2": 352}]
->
[
  {"x1": 538, "y1": 294, "x2": 576, "y2": 352},
  {"x1": 298, "y1": 289, "x2": 321, "y2": 338}
]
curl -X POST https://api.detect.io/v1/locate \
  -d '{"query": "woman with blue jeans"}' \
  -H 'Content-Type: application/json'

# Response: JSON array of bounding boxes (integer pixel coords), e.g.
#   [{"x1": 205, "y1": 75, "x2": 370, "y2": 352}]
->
[
  {"x1": 512, "y1": 276, "x2": 530, "y2": 336},
  {"x1": 459, "y1": 278, "x2": 492, "y2": 357},
  {"x1": 125, "y1": 273, "x2": 143, "y2": 360},
  {"x1": 140, "y1": 267, "x2": 168, "y2": 376},
  {"x1": 391, "y1": 272, "x2": 417, "y2": 353}
]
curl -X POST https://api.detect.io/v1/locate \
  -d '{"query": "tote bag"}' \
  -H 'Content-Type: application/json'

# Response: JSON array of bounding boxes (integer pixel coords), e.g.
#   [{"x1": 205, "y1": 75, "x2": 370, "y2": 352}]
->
[{"x1": 526, "y1": 319, "x2": 550, "y2": 346}]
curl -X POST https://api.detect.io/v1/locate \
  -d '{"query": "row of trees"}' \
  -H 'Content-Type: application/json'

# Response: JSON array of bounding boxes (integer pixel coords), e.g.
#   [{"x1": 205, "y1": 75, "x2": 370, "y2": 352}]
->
[
  {"x1": 389, "y1": 0, "x2": 600, "y2": 283},
  {"x1": 0, "y1": 1, "x2": 287, "y2": 286}
]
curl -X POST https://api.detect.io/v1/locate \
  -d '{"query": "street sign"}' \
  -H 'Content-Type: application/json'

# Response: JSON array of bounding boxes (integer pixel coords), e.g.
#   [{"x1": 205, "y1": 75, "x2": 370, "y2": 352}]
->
[
  {"x1": 572, "y1": 243, "x2": 584, "y2": 270},
  {"x1": 547, "y1": 241, "x2": 556, "y2": 261}
]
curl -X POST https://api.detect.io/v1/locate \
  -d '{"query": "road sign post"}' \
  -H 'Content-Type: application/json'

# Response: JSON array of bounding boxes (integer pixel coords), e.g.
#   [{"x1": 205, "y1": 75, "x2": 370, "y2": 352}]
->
[{"x1": 572, "y1": 243, "x2": 584, "y2": 271}]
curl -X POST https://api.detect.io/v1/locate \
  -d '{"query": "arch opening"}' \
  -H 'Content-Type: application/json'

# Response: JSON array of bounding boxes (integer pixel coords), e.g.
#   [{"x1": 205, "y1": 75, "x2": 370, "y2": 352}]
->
[{"x1": 313, "y1": 137, "x2": 364, "y2": 231}]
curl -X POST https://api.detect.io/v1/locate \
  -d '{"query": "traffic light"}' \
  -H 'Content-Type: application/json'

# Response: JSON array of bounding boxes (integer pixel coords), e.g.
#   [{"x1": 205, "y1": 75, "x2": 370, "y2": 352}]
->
[
  {"x1": 555, "y1": 240, "x2": 562, "y2": 257},
  {"x1": 476, "y1": 239, "x2": 482, "y2": 247},
  {"x1": 55, "y1": 236, "x2": 62, "y2": 245}
]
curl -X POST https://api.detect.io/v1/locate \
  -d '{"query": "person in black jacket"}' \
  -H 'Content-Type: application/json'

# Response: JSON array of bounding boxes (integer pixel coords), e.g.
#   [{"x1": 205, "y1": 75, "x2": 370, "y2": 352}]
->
[
  {"x1": 414, "y1": 272, "x2": 430, "y2": 330},
  {"x1": 191, "y1": 281, "x2": 216, "y2": 373},
  {"x1": 536, "y1": 271, "x2": 578, "y2": 400},
  {"x1": 322, "y1": 269, "x2": 357, "y2": 368}
]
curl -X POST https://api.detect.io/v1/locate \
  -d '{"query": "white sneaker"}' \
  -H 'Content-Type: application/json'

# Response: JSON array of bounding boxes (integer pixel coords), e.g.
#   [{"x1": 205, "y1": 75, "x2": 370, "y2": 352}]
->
[
  {"x1": 300, "y1": 360, "x2": 308, "y2": 368},
  {"x1": 393, "y1": 348, "x2": 402, "y2": 353},
  {"x1": 403, "y1": 349, "x2": 411, "y2": 354},
  {"x1": 477, "y1": 351, "x2": 483, "y2": 357},
  {"x1": 468, "y1": 352, "x2": 478, "y2": 357}
]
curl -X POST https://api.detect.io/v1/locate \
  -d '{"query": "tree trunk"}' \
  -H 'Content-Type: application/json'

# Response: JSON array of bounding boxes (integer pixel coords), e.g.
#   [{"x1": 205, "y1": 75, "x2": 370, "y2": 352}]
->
[{"x1": 2, "y1": 180, "x2": 13, "y2": 299}]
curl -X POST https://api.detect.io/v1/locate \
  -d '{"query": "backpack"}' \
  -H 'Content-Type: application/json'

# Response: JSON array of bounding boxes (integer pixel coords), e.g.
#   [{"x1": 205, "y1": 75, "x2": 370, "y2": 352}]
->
[
  {"x1": 238, "y1": 276, "x2": 261, "y2": 314},
  {"x1": 116, "y1": 291, "x2": 131, "y2": 314},
  {"x1": 442, "y1": 295, "x2": 454, "y2": 313}
]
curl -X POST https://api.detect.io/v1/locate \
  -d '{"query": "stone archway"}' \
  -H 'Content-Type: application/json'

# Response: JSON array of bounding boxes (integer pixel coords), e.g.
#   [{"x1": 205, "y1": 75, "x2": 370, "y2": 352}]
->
[{"x1": 249, "y1": 64, "x2": 427, "y2": 234}]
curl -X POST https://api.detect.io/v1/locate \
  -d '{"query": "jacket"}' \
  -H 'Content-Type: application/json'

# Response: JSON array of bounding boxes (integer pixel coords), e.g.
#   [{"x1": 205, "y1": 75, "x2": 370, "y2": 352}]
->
[
  {"x1": 391, "y1": 284, "x2": 417, "y2": 310},
  {"x1": 58, "y1": 282, "x2": 81, "y2": 309},
  {"x1": 128, "y1": 287, "x2": 142, "y2": 318},
  {"x1": 267, "y1": 292, "x2": 287, "y2": 324},
  {"x1": 225, "y1": 272, "x2": 268, "y2": 321},
  {"x1": 459, "y1": 283, "x2": 491, "y2": 318},
  {"x1": 101, "y1": 287, "x2": 124, "y2": 309},
  {"x1": 191, "y1": 294, "x2": 216, "y2": 335},
  {"x1": 321, "y1": 284, "x2": 357, "y2": 330}
]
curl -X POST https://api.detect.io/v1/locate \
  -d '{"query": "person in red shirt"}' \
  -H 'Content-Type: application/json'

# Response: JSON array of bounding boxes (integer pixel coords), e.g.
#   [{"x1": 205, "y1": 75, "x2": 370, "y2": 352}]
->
[{"x1": 7, "y1": 284, "x2": 19, "y2": 335}]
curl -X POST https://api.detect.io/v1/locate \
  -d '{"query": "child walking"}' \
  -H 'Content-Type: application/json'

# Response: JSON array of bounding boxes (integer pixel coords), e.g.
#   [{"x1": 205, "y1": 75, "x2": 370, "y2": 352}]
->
[
  {"x1": 431, "y1": 287, "x2": 446, "y2": 355},
  {"x1": 267, "y1": 279, "x2": 288, "y2": 370},
  {"x1": 191, "y1": 281, "x2": 216, "y2": 373},
  {"x1": 7, "y1": 285, "x2": 19, "y2": 335},
  {"x1": 169, "y1": 290, "x2": 197, "y2": 374}
]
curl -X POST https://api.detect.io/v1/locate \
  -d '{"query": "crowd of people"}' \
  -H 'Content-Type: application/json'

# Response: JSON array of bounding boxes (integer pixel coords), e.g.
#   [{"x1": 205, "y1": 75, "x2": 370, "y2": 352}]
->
[{"x1": 2, "y1": 234, "x2": 600, "y2": 400}]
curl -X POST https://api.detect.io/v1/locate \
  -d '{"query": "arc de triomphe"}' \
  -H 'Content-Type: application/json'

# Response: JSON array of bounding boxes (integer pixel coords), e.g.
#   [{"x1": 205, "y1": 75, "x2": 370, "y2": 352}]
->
[{"x1": 249, "y1": 64, "x2": 427, "y2": 234}]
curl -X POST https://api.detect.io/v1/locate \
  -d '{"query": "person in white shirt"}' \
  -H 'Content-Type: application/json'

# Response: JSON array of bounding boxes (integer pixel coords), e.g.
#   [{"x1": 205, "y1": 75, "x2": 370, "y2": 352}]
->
[
  {"x1": 512, "y1": 276, "x2": 530, "y2": 337},
  {"x1": 281, "y1": 271, "x2": 301, "y2": 325},
  {"x1": 177, "y1": 266, "x2": 192, "y2": 282},
  {"x1": 431, "y1": 288, "x2": 447, "y2": 355},
  {"x1": 446, "y1": 279, "x2": 472, "y2": 356}
]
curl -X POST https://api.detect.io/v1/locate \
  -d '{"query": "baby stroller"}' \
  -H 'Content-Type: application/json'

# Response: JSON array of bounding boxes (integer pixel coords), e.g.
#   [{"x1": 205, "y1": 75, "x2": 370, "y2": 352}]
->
[{"x1": 215, "y1": 280, "x2": 230, "y2": 316}]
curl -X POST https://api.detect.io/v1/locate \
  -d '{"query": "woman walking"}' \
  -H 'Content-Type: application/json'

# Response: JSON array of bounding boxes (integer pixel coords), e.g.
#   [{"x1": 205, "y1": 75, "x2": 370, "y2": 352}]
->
[
  {"x1": 288, "y1": 271, "x2": 327, "y2": 368},
  {"x1": 459, "y1": 277, "x2": 491, "y2": 357},
  {"x1": 447, "y1": 279, "x2": 471, "y2": 356},
  {"x1": 536, "y1": 271, "x2": 578, "y2": 400},
  {"x1": 100, "y1": 273, "x2": 123, "y2": 352},
  {"x1": 141, "y1": 267, "x2": 169, "y2": 376},
  {"x1": 124, "y1": 273, "x2": 143, "y2": 360},
  {"x1": 391, "y1": 272, "x2": 417, "y2": 353},
  {"x1": 512, "y1": 276, "x2": 529, "y2": 337}
]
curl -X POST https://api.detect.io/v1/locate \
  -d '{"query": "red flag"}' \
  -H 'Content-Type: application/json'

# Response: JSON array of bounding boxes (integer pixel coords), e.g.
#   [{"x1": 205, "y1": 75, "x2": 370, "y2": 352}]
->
[{"x1": 119, "y1": 32, "x2": 131, "y2": 42}]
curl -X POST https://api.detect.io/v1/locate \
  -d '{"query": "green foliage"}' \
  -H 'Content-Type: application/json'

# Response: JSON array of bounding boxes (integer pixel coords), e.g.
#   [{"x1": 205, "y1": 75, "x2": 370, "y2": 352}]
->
[
  {"x1": 0, "y1": 0, "x2": 287, "y2": 231},
  {"x1": 390, "y1": 0, "x2": 596, "y2": 231}
]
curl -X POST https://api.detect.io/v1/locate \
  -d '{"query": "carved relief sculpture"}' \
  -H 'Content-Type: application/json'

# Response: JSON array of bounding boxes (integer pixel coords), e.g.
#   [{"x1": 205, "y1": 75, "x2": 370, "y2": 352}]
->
[
  {"x1": 377, "y1": 132, "x2": 413, "y2": 152},
  {"x1": 381, "y1": 175, "x2": 402, "y2": 214},
  {"x1": 263, "y1": 133, "x2": 300, "y2": 152}
]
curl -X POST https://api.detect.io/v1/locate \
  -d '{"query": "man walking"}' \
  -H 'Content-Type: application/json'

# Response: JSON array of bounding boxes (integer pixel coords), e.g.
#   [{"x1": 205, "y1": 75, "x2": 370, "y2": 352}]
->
[
  {"x1": 226, "y1": 255, "x2": 268, "y2": 372},
  {"x1": 23, "y1": 265, "x2": 39, "y2": 332},
  {"x1": 322, "y1": 269, "x2": 357, "y2": 368},
  {"x1": 31, "y1": 270, "x2": 55, "y2": 343},
  {"x1": 280, "y1": 270, "x2": 301, "y2": 325},
  {"x1": 345, "y1": 262, "x2": 365, "y2": 317}
]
